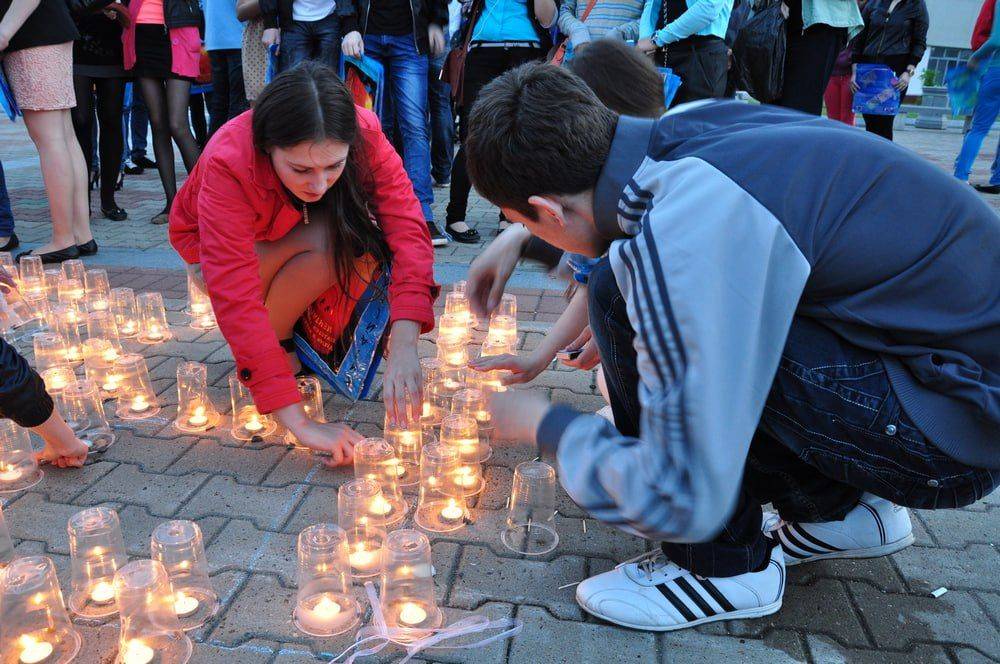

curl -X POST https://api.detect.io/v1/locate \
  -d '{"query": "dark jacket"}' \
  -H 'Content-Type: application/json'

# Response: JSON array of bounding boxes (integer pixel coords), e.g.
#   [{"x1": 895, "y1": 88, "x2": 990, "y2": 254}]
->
[
  {"x1": 160, "y1": 0, "x2": 201, "y2": 29},
  {"x1": 0, "y1": 339, "x2": 53, "y2": 429},
  {"x1": 341, "y1": 0, "x2": 449, "y2": 55},
  {"x1": 854, "y1": 0, "x2": 929, "y2": 67},
  {"x1": 1, "y1": 0, "x2": 78, "y2": 53},
  {"x1": 67, "y1": 0, "x2": 123, "y2": 68},
  {"x1": 262, "y1": 0, "x2": 352, "y2": 32}
]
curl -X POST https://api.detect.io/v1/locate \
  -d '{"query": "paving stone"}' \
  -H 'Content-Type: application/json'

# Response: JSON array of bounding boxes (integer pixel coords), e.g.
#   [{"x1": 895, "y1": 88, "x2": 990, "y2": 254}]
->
[
  {"x1": 281, "y1": 485, "x2": 340, "y2": 534},
  {"x1": 264, "y1": 449, "x2": 346, "y2": 487},
  {"x1": 5, "y1": 492, "x2": 116, "y2": 554},
  {"x1": 658, "y1": 629, "x2": 808, "y2": 663},
  {"x1": 168, "y1": 438, "x2": 289, "y2": 484},
  {"x1": 207, "y1": 519, "x2": 298, "y2": 584},
  {"x1": 116, "y1": 504, "x2": 227, "y2": 558},
  {"x1": 32, "y1": 460, "x2": 117, "y2": 503},
  {"x1": 788, "y1": 555, "x2": 907, "y2": 593},
  {"x1": 99, "y1": 434, "x2": 197, "y2": 472},
  {"x1": 509, "y1": 605, "x2": 657, "y2": 664},
  {"x1": 916, "y1": 508, "x2": 1000, "y2": 549},
  {"x1": 13, "y1": 538, "x2": 73, "y2": 593},
  {"x1": 951, "y1": 648, "x2": 997, "y2": 663},
  {"x1": 975, "y1": 591, "x2": 1000, "y2": 629},
  {"x1": 179, "y1": 475, "x2": 309, "y2": 531},
  {"x1": 73, "y1": 622, "x2": 121, "y2": 664},
  {"x1": 910, "y1": 510, "x2": 937, "y2": 547},
  {"x1": 806, "y1": 635, "x2": 951, "y2": 663},
  {"x1": 81, "y1": 463, "x2": 208, "y2": 516},
  {"x1": 894, "y1": 543, "x2": 999, "y2": 594},
  {"x1": 450, "y1": 545, "x2": 587, "y2": 620},
  {"x1": 188, "y1": 642, "x2": 274, "y2": 664}
]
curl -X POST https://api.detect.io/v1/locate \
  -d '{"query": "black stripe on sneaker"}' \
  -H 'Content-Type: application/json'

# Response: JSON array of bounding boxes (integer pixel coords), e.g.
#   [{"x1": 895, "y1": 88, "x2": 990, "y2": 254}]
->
[
  {"x1": 675, "y1": 577, "x2": 716, "y2": 618},
  {"x1": 697, "y1": 578, "x2": 736, "y2": 613},
  {"x1": 656, "y1": 584, "x2": 698, "y2": 622},
  {"x1": 780, "y1": 525, "x2": 829, "y2": 556},
  {"x1": 791, "y1": 524, "x2": 845, "y2": 553},
  {"x1": 858, "y1": 501, "x2": 886, "y2": 545}
]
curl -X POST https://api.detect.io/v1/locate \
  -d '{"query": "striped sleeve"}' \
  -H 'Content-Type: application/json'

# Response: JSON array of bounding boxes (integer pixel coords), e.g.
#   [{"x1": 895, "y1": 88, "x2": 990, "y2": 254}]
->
[{"x1": 539, "y1": 157, "x2": 811, "y2": 542}]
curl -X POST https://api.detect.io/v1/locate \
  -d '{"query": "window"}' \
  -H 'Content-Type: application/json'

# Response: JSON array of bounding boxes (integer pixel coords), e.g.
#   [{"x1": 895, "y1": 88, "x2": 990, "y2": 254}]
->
[{"x1": 925, "y1": 45, "x2": 973, "y2": 86}]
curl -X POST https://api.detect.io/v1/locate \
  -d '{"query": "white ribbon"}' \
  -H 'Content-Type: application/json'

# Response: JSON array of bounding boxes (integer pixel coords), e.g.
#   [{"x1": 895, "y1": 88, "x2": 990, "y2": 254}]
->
[{"x1": 330, "y1": 582, "x2": 523, "y2": 664}]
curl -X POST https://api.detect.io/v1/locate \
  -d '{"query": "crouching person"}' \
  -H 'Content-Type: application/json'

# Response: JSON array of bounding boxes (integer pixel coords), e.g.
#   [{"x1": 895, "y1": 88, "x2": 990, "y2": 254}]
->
[{"x1": 465, "y1": 63, "x2": 1000, "y2": 631}]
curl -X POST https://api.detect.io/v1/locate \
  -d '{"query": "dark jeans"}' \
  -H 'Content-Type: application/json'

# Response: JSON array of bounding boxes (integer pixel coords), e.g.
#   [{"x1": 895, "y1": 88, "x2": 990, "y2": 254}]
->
[
  {"x1": 428, "y1": 50, "x2": 454, "y2": 184},
  {"x1": 447, "y1": 44, "x2": 544, "y2": 224},
  {"x1": 587, "y1": 259, "x2": 999, "y2": 578},
  {"x1": 659, "y1": 37, "x2": 728, "y2": 107},
  {"x1": 0, "y1": 160, "x2": 13, "y2": 236},
  {"x1": 208, "y1": 49, "x2": 249, "y2": 138},
  {"x1": 278, "y1": 14, "x2": 342, "y2": 72},
  {"x1": 128, "y1": 83, "x2": 150, "y2": 161},
  {"x1": 774, "y1": 0, "x2": 847, "y2": 115}
]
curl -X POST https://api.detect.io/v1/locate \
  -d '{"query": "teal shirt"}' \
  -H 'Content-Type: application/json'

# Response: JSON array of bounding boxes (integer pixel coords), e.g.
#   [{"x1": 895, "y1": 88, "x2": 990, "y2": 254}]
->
[
  {"x1": 472, "y1": 0, "x2": 539, "y2": 42},
  {"x1": 640, "y1": 0, "x2": 732, "y2": 45},
  {"x1": 802, "y1": 0, "x2": 863, "y2": 39}
]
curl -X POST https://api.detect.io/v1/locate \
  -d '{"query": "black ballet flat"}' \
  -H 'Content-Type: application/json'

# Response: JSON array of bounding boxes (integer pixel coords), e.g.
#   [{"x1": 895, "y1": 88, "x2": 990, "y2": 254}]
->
[
  {"x1": 102, "y1": 205, "x2": 128, "y2": 221},
  {"x1": 15, "y1": 245, "x2": 82, "y2": 264},
  {"x1": 76, "y1": 239, "x2": 99, "y2": 256},
  {"x1": 0, "y1": 232, "x2": 19, "y2": 252}
]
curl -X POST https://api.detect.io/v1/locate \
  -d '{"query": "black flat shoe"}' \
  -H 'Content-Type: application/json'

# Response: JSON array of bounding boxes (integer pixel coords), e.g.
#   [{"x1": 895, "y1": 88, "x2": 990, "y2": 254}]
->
[
  {"x1": 445, "y1": 222, "x2": 481, "y2": 244},
  {"x1": 134, "y1": 155, "x2": 158, "y2": 169},
  {"x1": 974, "y1": 183, "x2": 1000, "y2": 194},
  {"x1": 16, "y1": 245, "x2": 81, "y2": 264},
  {"x1": 102, "y1": 205, "x2": 128, "y2": 221},
  {"x1": 76, "y1": 239, "x2": 98, "y2": 256},
  {"x1": 0, "y1": 232, "x2": 19, "y2": 252}
]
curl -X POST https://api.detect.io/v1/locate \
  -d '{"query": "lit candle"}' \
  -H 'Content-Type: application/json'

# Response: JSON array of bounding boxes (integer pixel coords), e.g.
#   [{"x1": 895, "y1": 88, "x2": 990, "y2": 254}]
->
[
  {"x1": 17, "y1": 635, "x2": 54, "y2": 664},
  {"x1": 91, "y1": 299, "x2": 108, "y2": 312},
  {"x1": 146, "y1": 325, "x2": 163, "y2": 341},
  {"x1": 454, "y1": 467, "x2": 478, "y2": 488},
  {"x1": 90, "y1": 580, "x2": 115, "y2": 604},
  {"x1": 349, "y1": 542, "x2": 378, "y2": 571},
  {"x1": 130, "y1": 396, "x2": 150, "y2": 413},
  {"x1": 445, "y1": 351, "x2": 464, "y2": 366},
  {"x1": 121, "y1": 639, "x2": 155, "y2": 664},
  {"x1": 199, "y1": 314, "x2": 214, "y2": 327},
  {"x1": 191, "y1": 302, "x2": 208, "y2": 315},
  {"x1": 188, "y1": 406, "x2": 209, "y2": 427},
  {"x1": 101, "y1": 348, "x2": 118, "y2": 362},
  {"x1": 244, "y1": 413, "x2": 264, "y2": 433},
  {"x1": 397, "y1": 601, "x2": 428, "y2": 627},
  {"x1": 369, "y1": 494, "x2": 393, "y2": 517},
  {"x1": 387, "y1": 457, "x2": 406, "y2": 477},
  {"x1": 0, "y1": 463, "x2": 23, "y2": 483},
  {"x1": 46, "y1": 373, "x2": 67, "y2": 391},
  {"x1": 174, "y1": 591, "x2": 200, "y2": 617},
  {"x1": 422, "y1": 402, "x2": 432, "y2": 418},
  {"x1": 102, "y1": 375, "x2": 121, "y2": 393},
  {"x1": 120, "y1": 320, "x2": 136, "y2": 335},
  {"x1": 440, "y1": 498, "x2": 464, "y2": 523},
  {"x1": 297, "y1": 592, "x2": 351, "y2": 634},
  {"x1": 65, "y1": 345, "x2": 81, "y2": 362}
]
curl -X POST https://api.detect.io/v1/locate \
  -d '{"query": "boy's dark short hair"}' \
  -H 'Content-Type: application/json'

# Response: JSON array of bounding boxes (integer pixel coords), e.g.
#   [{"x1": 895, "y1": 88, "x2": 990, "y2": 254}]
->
[
  {"x1": 568, "y1": 40, "x2": 666, "y2": 118},
  {"x1": 466, "y1": 62, "x2": 618, "y2": 219}
]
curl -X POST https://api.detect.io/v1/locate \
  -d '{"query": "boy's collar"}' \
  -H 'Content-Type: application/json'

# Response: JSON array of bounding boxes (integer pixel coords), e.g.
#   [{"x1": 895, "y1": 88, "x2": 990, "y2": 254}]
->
[{"x1": 593, "y1": 115, "x2": 657, "y2": 240}]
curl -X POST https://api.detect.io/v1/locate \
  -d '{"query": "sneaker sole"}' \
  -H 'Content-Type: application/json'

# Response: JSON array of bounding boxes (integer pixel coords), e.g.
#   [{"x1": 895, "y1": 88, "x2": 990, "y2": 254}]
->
[
  {"x1": 578, "y1": 599, "x2": 783, "y2": 632},
  {"x1": 783, "y1": 533, "x2": 915, "y2": 567},
  {"x1": 431, "y1": 238, "x2": 449, "y2": 247}
]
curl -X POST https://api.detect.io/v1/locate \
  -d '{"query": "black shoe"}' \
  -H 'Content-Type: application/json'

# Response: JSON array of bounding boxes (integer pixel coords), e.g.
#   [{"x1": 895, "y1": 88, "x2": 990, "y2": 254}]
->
[
  {"x1": 151, "y1": 208, "x2": 170, "y2": 225},
  {"x1": 0, "y1": 232, "x2": 19, "y2": 252},
  {"x1": 101, "y1": 204, "x2": 128, "y2": 221},
  {"x1": 16, "y1": 246, "x2": 82, "y2": 264},
  {"x1": 76, "y1": 239, "x2": 98, "y2": 256},
  {"x1": 134, "y1": 155, "x2": 158, "y2": 169},
  {"x1": 974, "y1": 183, "x2": 1000, "y2": 194},
  {"x1": 444, "y1": 221, "x2": 480, "y2": 244},
  {"x1": 427, "y1": 221, "x2": 449, "y2": 247},
  {"x1": 123, "y1": 161, "x2": 144, "y2": 175}
]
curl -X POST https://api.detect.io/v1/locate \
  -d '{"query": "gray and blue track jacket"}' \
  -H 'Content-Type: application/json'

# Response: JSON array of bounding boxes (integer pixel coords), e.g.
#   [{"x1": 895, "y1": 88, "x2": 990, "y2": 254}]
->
[{"x1": 537, "y1": 100, "x2": 1000, "y2": 543}]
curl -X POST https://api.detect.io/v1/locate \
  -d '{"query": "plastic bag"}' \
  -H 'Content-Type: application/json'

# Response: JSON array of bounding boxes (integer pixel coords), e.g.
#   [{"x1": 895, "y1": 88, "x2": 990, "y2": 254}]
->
[
  {"x1": 732, "y1": 0, "x2": 786, "y2": 103},
  {"x1": 852, "y1": 64, "x2": 900, "y2": 116},
  {"x1": 946, "y1": 65, "x2": 982, "y2": 116},
  {"x1": 339, "y1": 55, "x2": 386, "y2": 121},
  {"x1": 656, "y1": 67, "x2": 683, "y2": 108},
  {"x1": 0, "y1": 66, "x2": 21, "y2": 122}
]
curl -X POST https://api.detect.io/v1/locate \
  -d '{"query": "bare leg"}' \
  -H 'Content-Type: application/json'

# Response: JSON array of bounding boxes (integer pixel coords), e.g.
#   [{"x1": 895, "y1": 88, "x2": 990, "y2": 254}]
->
[
  {"x1": 22, "y1": 109, "x2": 83, "y2": 253},
  {"x1": 63, "y1": 109, "x2": 94, "y2": 245}
]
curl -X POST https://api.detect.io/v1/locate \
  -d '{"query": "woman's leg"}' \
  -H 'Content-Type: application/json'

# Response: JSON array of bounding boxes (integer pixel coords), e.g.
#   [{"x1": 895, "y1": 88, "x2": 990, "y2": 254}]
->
[
  {"x1": 166, "y1": 79, "x2": 201, "y2": 173},
  {"x1": 95, "y1": 78, "x2": 126, "y2": 212},
  {"x1": 70, "y1": 75, "x2": 96, "y2": 203},
  {"x1": 63, "y1": 109, "x2": 94, "y2": 245},
  {"x1": 21, "y1": 110, "x2": 83, "y2": 252},
  {"x1": 955, "y1": 68, "x2": 1000, "y2": 181},
  {"x1": 139, "y1": 77, "x2": 177, "y2": 209},
  {"x1": 863, "y1": 113, "x2": 894, "y2": 140}
]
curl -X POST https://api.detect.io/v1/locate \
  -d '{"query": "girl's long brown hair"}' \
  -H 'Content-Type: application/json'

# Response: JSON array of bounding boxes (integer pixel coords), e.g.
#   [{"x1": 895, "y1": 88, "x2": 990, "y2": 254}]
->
[{"x1": 252, "y1": 60, "x2": 390, "y2": 296}]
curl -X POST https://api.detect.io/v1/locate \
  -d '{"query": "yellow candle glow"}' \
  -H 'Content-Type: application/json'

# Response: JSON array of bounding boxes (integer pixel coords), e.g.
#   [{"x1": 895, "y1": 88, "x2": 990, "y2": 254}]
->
[
  {"x1": 397, "y1": 602, "x2": 428, "y2": 627},
  {"x1": 244, "y1": 413, "x2": 264, "y2": 433},
  {"x1": 102, "y1": 375, "x2": 121, "y2": 392},
  {"x1": 146, "y1": 325, "x2": 163, "y2": 340},
  {"x1": 188, "y1": 406, "x2": 208, "y2": 427},
  {"x1": 101, "y1": 348, "x2": 118, "y2": 362},
  {"x1": 174, "y1": 591, "x2": 200, "y2": 617},
  {"x1": 454, "y1": 467, "x2": 478, "y2": 488},
  {"x1": 191, "y1": 302, "x2": 208, "y2": 315},
  {"x1": 90, "y1": 580, "x2": 115, "y2": 604},
  {"x1": 65, "y1": 345, "x2": 81, "y2": 362},
  {"x1": 440, "y1": 498, "x2": 464, "y2": 522},
  {"x1": 369, "y1": 494, "x2": 393, "y2": 516},
  {"x1": 387, "y1": 458, "x2": 406, "y2": 477},
  {"x1": 0, "y1": 463, "x2": 23, "y2": 482},
  {"x1": 91, "y1": 300, "x2": 108, "y2": 311},
  {"x1": 47, "y1": 375, "x2": 67, "y2": 391},
  {"x1": 121, "y1": 639, "x2": 155, "y2": 664},
  {"x1": 18, "y1": 635, "x2": 54, "y2": 664},
  {"x1": 120, "y1": 320, "x2": 136, "y2": 335},
  {"x1": 130, "y1": 396, "x2": 150, "y2": 413},
  {"x1": 312, "y1": 594, "x2": 341, "y2": 618},
  {"x1": 349, "y1": 542, "x2": 378, "y2": 570}
]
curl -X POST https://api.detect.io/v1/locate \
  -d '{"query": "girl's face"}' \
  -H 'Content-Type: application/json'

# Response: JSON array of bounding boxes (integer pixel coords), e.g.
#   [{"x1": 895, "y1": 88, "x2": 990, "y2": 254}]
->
[{"x1": 270, "y1": 139, "x2": 351, "y2": 203}]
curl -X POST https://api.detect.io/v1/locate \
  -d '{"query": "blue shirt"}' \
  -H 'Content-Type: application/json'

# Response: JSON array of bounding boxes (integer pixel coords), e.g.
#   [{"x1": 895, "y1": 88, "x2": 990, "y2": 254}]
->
[
  {"x1": 204, "y1": 0, "x2": 244, "y2": 51},
  {"x1": 639, "y1": 0, "x2": 732, "y2": 45},
  {"x1": 472, "y1": 0, "x2": 539, "y2": 43}
]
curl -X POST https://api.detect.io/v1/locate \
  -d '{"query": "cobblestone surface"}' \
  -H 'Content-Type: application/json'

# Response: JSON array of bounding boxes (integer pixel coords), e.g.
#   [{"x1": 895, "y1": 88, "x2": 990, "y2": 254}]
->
[{"x1": 2, "y1": 118, "x2": 999, "y2": 662}]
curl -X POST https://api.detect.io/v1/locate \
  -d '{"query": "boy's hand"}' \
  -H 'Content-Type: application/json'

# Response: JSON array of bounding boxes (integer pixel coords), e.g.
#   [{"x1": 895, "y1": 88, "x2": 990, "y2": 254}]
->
[
  {"x1": 466, "y1": 225, "x2": 530, "y2": 318},
  {"x1": 487, "y1": 390, "x2": 552, "y2": 444},
  {"x1": 560, "y1": 326, "x2": 600, "y2": 370},
  {"x1": 468, "y1": 352, "x2": 548, "y2": 385},
  {"x1": 428, "y1": 24, "x2": 445, "y2": 56}
]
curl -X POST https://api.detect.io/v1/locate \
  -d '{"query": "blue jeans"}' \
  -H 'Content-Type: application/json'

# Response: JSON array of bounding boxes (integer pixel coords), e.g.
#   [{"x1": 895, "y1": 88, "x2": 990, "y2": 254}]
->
[
  {"x1": 278, "y1": 14, "x2": 342, "y2": 72},
  {"x1": 587, "y1": 259, "x2": 999, "y2": 577},
  {"x1": 954, "y1": 66, "x2": 1000, "y2": 183},
  {"x1": 428, "y1": 51, "x2": 454, "y2": 184},
  {"x1": 364, "y1": 33, "x2": 434, "y2": 221},
  {"x1": 0, "y1": 161, "x2": 13, "y2": 236}
]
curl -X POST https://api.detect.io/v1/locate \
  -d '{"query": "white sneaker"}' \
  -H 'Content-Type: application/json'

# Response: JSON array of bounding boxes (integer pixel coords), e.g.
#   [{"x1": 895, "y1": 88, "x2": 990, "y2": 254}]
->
[
  {"x1": 767, "y1": 493, "x2": 914, "y2": 567},
  {"x1": 575, "y1": 545, "x2": 785, "y2": 632}
]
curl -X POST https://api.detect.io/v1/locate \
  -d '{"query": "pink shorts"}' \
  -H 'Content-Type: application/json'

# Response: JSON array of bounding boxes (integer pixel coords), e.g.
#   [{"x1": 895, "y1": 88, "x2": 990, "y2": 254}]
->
[{"x1": 3, "y1": 41, "x2": 75, "y2": 111}]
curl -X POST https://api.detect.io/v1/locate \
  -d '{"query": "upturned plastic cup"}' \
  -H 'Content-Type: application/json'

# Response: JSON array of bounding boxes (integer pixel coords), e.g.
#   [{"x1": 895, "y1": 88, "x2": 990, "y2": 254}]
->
[{"x1": 500, "y1": 461, "x2": 560, "y2": 556}]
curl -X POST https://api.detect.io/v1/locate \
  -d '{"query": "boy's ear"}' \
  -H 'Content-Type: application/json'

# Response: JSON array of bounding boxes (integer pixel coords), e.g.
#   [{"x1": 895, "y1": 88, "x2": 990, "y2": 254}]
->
[{"x1": 527, "y1": 196, "x2": 566, "y2": 227}]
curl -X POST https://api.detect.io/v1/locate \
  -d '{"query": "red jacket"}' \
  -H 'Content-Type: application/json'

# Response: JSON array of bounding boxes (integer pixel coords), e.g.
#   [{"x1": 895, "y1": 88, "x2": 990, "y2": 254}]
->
[
  {"x1": 973, "y1": 0, "x2": 995, "y2": 50},
  {"x1": 169, "y1": 108, "x2": 436, "y2": 414}
]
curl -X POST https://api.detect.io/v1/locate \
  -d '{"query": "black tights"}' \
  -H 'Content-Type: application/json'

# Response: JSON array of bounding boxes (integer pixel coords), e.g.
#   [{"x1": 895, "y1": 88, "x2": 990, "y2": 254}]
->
[
  {"x1": 71, "y1": 76, "x2": 125, "y2": 210},
  {"x1": 138, "y1": 77, "x2": 200, "y2": 209}
]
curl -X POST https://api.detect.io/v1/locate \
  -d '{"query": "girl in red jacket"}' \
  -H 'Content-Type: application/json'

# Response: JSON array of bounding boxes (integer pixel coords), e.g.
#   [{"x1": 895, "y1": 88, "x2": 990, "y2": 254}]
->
[{"x1": 169, "y1": 62, "x2": 437, "y2": 465}]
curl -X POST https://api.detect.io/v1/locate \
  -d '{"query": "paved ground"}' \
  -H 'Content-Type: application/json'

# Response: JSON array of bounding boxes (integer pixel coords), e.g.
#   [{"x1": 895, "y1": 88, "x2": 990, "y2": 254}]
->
[{"x1": 0, "y1": 118, "x2": 998, "y2": 664}]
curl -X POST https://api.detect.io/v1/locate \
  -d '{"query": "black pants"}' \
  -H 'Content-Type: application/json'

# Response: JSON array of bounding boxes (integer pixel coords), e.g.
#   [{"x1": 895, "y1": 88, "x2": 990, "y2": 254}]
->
[
  {"x1": 859, "y1": 54, "x2": 910, "y2": 141},
  {"x1": 659, "y1": 37, "x2": 728, "y2": 107},
  {"x1": 774, "y1": 0, "x2": 847, "y2": 115},
  {"x1": 208, "y1": 49, "x2": 248, "y2": 138},
  {"x1": 587, "y1": 259, "x2": 999, "y2": 578},
  {"x1": 446, "y1": 45, "x2": 544, "y2": 225},
  {"x1": 71, "y1": 75, "x2": 126, "y2": 210}
]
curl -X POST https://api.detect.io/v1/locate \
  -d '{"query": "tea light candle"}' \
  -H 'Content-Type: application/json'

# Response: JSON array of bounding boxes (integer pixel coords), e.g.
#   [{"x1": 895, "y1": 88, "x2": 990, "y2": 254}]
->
[
  {"x1": 90, "y1": 580, "x2": 115, "y2": 604},
  {"x1": 198, "y1": 314, "x2": 214, "y2": 328},
  {"x1": 121, "y1": 639, "x2": 155, "y2": 664},
  {"x1": 17, "y1": 635, "x2": 54, "y2": 664},
  {"x1": 397, "y1": 602, "x2": 428, "y2": 627},
  {"x1": 120, "y1": 320, "x2": 137, "y2": 336},
  {"x1": 102, "y1": 375, "x2": 121, "y2": 393},
  {"x1": 65, "y1": 345, "x2": 82, "y2": 363},
  {"x1": 130, "y1": 396, "x2": 150, "y2": 413},
  {"x1": 369, "y1": 493, "x2": 393, "y2": 517},
  {"x1": 191, "y1": 302, "x2": 208, "y2": 315},
  {"x1": 42, "y1": 370, "x2": 68, "y2": 392},
  {"x1": 454, "y1": 466, "x2": 478, "y2": 488},
  {"x1": 0, "y1": 463, "x2": 23, "y2": 483},
  {"x1": 188, "y1": 406, "x2": 209, "y2": 427},
  {"x1": 174, "y1": 591, "x2": 200, "y2": 617},
  {"x1": 101, "y1": 348, "x2": 118, "y2": 362},
  {"x1": 440, "y1": 498, "x2": 464, "y2": 523},
  {"x1": 387, "y1": 457, "x2": 406, "y2": 478},
  {"x1": 244, "y1": 413, "x2": 264, "y2": 433},
  {"x1": 146, "y1": 325, "x2": 163, "y2": 341},
  {"x1": 348, "y1": 542, "x2": 378, "y2": 572},
  {"x1": 297, "y1": 593, "x2": 352, "y2": 634}
]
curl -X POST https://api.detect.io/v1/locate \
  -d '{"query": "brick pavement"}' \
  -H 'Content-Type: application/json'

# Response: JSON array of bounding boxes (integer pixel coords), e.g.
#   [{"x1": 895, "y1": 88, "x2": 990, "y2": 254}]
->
[{"x1": 1, "y1": 118, "x2": 999, "y2": 663}]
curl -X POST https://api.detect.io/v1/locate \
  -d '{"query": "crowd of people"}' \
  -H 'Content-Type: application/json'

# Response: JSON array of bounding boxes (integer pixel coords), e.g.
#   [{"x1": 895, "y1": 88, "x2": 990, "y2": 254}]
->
[{"x1": 0, "y1": 0, "x2": 999, "y2": 639}]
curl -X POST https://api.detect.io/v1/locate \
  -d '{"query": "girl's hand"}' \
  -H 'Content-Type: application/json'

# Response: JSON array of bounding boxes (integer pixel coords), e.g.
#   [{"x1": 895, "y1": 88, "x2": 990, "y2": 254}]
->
[
  {"x1": 561, "y1": 326, "x2": 600, "y2": 370},
  {"x1": 293, "y1": 422, "x2": 363, "y2": 467},
  {"x1": 262, "y1": 27, "x2": 280, "y2": 47},
  {"x1": 894, "y1": 71, "x2": 911, "y2": 91},
  {"x1": 850, "y1": 77, "x2": 860, "y2": 93},
  {"x1": 36, "y1": 437, "x2": 89, "y2": 468},
  {"x1": 635, "y1": 38, "x2": 656, "y2": 55},
  {"x1": 468, "y1": 352, "x2": 548, "y2": 386},
  {"x1": 383, "y1": 321, "x2": 422, "y2": 427}
]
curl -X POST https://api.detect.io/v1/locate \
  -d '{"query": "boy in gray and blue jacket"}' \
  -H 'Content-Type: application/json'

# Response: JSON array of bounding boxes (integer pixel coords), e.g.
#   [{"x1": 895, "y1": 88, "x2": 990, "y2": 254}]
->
[{"x1": 464, "y1": 63, "x2": 1000, "y2": 632}]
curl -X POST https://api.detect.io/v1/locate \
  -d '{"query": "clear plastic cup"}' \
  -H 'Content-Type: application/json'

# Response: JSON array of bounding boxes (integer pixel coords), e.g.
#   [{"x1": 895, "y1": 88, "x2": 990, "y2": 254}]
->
[
  {"x1": 0, "y1": 419, "x2": 42, "y2": 493},
  {"x1": 174, "y1": 362, "x2": 221, "y2": 433},
  {"x1": 151, "y1": 520, "x2": 218, "y2": 630},
  {"x1": 68, "y1": 506, "x2": 127, "y2": 618},
  {"x1": 380, "y1": 529, "x2": 442, "y2": 640},
  {"x1": 113, "y1": 560, "x2": 193, "y2": 664},
  {"x1": 293, "y1": 523, "x2": 360, "y2": 637},
  {"x1": 500, "y1": 461, "x2": 560, "y2": 556},
  {"x1": 337, "y1": 478, "x2": 386, "y2": 579},
  {"x1": 0, "y1": 556, "x2": 82, "y2": 664}
]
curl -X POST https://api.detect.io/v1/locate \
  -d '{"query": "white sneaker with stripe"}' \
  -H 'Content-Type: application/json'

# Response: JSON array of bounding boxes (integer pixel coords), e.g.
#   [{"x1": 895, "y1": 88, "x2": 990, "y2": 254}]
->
[
  {"x1": 574, "y1": 544, "x2": 785, "y2": 632},
  {"x1": 766, "y1": 493, "x2": 915, "y2": 567}
]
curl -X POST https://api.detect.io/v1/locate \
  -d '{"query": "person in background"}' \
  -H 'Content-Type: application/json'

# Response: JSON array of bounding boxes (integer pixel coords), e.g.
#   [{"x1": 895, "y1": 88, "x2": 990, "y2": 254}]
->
[
  {"x1": 722, "y1": 0, "x2": 749, "y2": 97},
  {"x1": 0, "y1": 162, "x2": 17, "y2": 251},
  {"x1": 851, "y1": 0, "x2": 927, "y2": 141},
  {"x1": 557, "y1": 0, "x2": 645, "y2": 54},
  {"x1": 824, "y1": 41, "x2": 855, "y2": 125},
  {"x1": 635, "y1": 0, "x2": 733, "y2": 107},
  {"x1": 189, "y1": 88, "x2": 209, "y2": 147},
  {"x1": 122, "y1": 0, "x2": 203, "y2": 224},
  {"x1": 205, "y1": 0, "x2": 249, "y2": 136},
  {"x1": 269, "y1": 0, "x2": 347, "y2": 70},
  {"x1": 774, "y1": 0, "x2": 863, "y2": 115},
  {"x1": 442, "y1": 0, "x2": 556, "y2": 244},
  {"x1": 568, "y1": 37, "x2": 664, "y2": 116},
  {"x1": 123, "y1": 86, "x2": 157, "y2": 173},
  {"x1": 69, "y1": 0, "x2": 130, "y2": 222},
  {"x1": 1, "y1": 0, "x2": 97, "y2": 262},
  {"x1": 236, "y1": 0, "x2": 276, "y2": 103},
  {"x1": 428, "y1": 47, "x2": 454, "y2": 187},
  {"x1": 954, "y1": 0, "x2": 1000, "y2": 192},
  {"x1": 341, "y1": 0, "x2": 449, "y2": 246}
]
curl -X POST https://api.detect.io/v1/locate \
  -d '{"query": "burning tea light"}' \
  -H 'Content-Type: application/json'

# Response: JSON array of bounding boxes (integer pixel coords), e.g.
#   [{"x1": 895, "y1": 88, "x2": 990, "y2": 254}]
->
[
  {"x1": 174, "y1": 591, "x2": 200, "y2": 618},
  {"x1": 113, "y1": 354, "x2": 160, "y2": 420},
  {"x1": 121, "y1": 640, "x2": 155, "y2": 664},
  {"x1": 188, "y1": 407, "x2": 208, "y2": 427},
  {"x1": 398, "y1": 602, "x2": 429, "y2": 626},
  {"x1": 90, "y1": 580, "x2": 115, "y2": 604},
  {"x1": 437, "y1": 312, "x2": 470, "y2": 344},
  {"x1": 0, "y1": 462, "x2": 23, "y2": 483},
  {"x1": 384, "y1": 419, "x2": 422, "y2": 487},
  {"x1": 338, "y1": 478, "x2": 386, "y2": 579},
  {"x1": 369, "y1": 493, "x2": 393, "y2": 516},
  {"x1": 174, "y1": 362, "x2": 221, "y2": 434},
  {"x1": 0, "y1": 420, "x2": 43, "y2": 492},
  {"x1": 440, "y1": 498, "x2": 464, "y2": 523},
  {"x1": 229, "y1": 375, "x2": 276, "y2": 441},
  {"x1": 137, "y1": 292, "x2": 171, "y2": 344},
  {"x1": 17, "y1": 635, "x2": 54, "y2": 664},
  {"x1": 293, "y1": 524, "x2": 360, "y2": 637},
  {"x1": 130, "y1": 396, "x2": 150, "y2": 413},
  {"x1": 353, "y1": 438, "x2": 408, "y2": 526},
  {"x1": 244, "y1": 414, "x2": 263, "y2": 432},
  {"x1": 348, "y1": 541, "x2": 379, "y2": 572},
  {"x1": 415, "y1": 443, "x2": 467, "y2": 532},
  {"x1": 1, "y1": 557, "x2": 83, "y2": 664}
]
